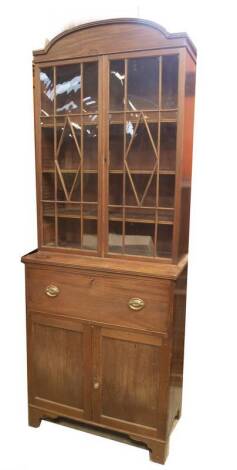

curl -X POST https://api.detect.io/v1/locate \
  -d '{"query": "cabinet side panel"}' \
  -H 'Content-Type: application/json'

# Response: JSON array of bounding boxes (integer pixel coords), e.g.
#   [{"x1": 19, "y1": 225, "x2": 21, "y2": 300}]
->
[
  {"x1": 178, "y1": 53, "x2": 196, "y2": 257},
  {"x1": 167, "y1": 267, "x2": 187, "y2": 434}
]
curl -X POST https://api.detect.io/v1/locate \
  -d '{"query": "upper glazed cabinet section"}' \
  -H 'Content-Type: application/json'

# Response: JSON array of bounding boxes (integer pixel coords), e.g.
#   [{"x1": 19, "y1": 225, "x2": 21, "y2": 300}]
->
[{"x1": 35, "y1": 19, "x2": 196, "y2": 262}]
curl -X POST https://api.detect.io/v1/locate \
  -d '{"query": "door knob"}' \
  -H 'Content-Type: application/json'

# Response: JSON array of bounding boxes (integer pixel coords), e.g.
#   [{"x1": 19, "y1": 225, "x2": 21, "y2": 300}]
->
[{"x1": 93, "y1": 381, "x2": 100, "y2": 390}]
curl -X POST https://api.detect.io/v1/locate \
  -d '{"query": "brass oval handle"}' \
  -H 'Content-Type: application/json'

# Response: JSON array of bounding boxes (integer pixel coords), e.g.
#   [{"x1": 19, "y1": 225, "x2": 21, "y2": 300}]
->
[
  {"x1": 128, "y1": 297, "x2": 145, "y2": 311},
  {"x1": 93, "y1": 382, "x2": 100, "y2": 390},
  {"x1": 45, "y1": 285, "x2": 60, "y2": 298}
]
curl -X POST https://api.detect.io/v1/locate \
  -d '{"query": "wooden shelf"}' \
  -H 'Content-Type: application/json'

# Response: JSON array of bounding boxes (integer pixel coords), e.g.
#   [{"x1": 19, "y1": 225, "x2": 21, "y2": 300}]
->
[
  {"x1": 109, "y1": 169, "x2": 175, "y2": 175},
  {"x1": 42, "y1": 169, "x2": 175, "y2": 175},
  {"x1": 42, "y1": 169, "x2": 98, "y2": 174},
  {"x1": 44, "y1": 208, "x2": 173, "y2": 225},
  {"x1": 44, "y1": 209, "x2": 97, "y2": 220}
]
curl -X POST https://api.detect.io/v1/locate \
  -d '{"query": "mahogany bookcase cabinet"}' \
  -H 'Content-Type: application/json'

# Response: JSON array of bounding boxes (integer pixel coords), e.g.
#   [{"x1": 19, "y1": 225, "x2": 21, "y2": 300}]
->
[{"x1": 22, "y1": 18, "x2": 196, "y2": 464}]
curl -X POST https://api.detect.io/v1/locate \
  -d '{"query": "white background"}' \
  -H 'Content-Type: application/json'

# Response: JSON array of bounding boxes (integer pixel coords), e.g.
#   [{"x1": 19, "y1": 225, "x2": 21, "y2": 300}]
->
[{"x1": 0, "y1": 1, "x2": 236, "y2": 469}]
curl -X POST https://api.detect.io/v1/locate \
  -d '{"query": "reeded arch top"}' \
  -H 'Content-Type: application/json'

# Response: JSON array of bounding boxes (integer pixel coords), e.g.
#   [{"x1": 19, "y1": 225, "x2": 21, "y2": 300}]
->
[{"x1": 33, "y1": 18, "x2": 196, "y2": 63}]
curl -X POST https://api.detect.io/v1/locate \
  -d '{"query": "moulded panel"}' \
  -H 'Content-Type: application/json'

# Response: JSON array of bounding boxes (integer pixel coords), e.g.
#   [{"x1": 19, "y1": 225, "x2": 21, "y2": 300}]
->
[
  {"x1": 101, "y1": 337, "x2": 159, "y2": 426},
  {"x1": 32, "y1": 322, "x2": 84, "y2": 408}
]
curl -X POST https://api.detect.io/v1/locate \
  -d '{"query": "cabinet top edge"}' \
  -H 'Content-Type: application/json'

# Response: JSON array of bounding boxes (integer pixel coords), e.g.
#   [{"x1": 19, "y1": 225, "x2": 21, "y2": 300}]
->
[
  {"x1": 21, "y1": 250, "x2": 188, "y2": 280},
  {"x1": 33, "y1": 17, "x2": 196, "y2": 62}
]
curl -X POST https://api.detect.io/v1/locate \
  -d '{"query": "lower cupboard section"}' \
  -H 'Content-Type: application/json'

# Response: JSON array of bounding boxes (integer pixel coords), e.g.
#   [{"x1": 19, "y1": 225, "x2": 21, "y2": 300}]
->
[{"x1": 27, "y1": 312, "x2": 171, "y2": 439}]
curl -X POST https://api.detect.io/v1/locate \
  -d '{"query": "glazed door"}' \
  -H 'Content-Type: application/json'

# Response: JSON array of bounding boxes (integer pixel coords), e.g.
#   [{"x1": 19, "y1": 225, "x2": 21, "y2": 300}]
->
[
  {"x1": 92, "y1": 326, "x2": 165, "y2": 437},
  {"x1": 40, "y1": 58, "x2": 100, "y2": 252},
  {"x1": 107, "y1": 52, "x2": 179, "y2": 259},
  {"x1": 28, "y1": 312, "x2": 92, "y2": 420}
]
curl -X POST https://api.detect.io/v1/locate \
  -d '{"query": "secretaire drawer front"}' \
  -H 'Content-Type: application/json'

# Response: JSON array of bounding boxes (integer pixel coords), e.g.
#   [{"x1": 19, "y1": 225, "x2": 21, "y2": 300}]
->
[{"x1": 26, "y1": 267, "x2": 171, "y2": 332}]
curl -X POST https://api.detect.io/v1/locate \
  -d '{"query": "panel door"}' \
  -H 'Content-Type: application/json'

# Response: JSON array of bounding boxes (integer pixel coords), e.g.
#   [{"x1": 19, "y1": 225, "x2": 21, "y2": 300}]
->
[
  {"x1": 92, "y1": 327, "x2": 167, "y2": 438},
  {"x1": 28, "y1": 312, "x2": 92, "y2": 420}
]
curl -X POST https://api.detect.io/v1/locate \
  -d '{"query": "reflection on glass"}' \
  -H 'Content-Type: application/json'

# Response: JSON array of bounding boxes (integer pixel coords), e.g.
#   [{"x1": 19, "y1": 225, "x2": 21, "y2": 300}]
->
[
  {"x1": 127, "y1": 58, "x2": 159, "y2": 110},
  {"x1": 162, "y1": 55, "x2": 178, "y2": 108},
  {"x1": 110, "y1": 60, "x2": 125, "y2": 111},
  {"x1": 56, "y1": 64, "x2": 81, "y2": 114},
  {"x1": 83, "y1": 62, "x2": 98, "y2": 113},
  {"x1": 83, "y1": 125, "x2": 98, "y2": 170},
  {"x1": 40, "y1": 68, "x2": 54, "y2": 116}
]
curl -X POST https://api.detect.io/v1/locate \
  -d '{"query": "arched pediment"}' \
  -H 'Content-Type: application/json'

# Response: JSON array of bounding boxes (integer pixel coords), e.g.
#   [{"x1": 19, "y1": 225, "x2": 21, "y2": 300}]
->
[{"x1": 33, "y1": 18, "x2": 196, "y2": 63}]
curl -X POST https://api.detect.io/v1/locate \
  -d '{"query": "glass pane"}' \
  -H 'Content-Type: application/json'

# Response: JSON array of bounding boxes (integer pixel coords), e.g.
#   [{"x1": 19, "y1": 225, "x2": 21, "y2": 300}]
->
[
  {"x1": 124, "y1": 220, "x2": 155, "y2": 256},
  {"x1": 125, "y1": 174, "x2": 157, "y2": 207},
  {"x1": 158, "y1": 209, "x2": 174, "y2": 224},
  {"x1": 83, "y1": 203, "x2": 98, "y2": 219},
  {"x1": 56, "y1": 64, "x2": 81, "y2": 114},
  {"x1": 42, "y1": 173, "x2": 54, "y2": 200},
  {"x1": 109, "y1": 174, "x2": 123, "y2": 205},
  {"x1": 157, "y1": 225, "x2": 173, "y2": 257},
  {"x1": 126, "y1": 118, "x2": 158, "y2": 171},
  {"x1": 42, "y1": 127, "x2": 54, "y2": 170},
  {"x1": 126, "y1": 208, "x2": 155, "y2": 224},
  {"x1": 127, "y1": 57, "x2": 159, "y2": 110},
  {"x1": 110, "y1": 60, "x2": 125, "y2": 111},
  {"x1": 57, "y1": 117, "x2": 81, "y2": 170},
  {"x1": 83, "y1": 174, "x2": 98, "y2": 202},
  {"x1": 83, "y1": 125, "x2": 98, "y2": 170},
  {"x1": 56, "y1": 172, "x2": 81, "y2": 202},
  {"x1": 57, "y1": 202, "x2": 81, "y2": 218},
  {"x1": 58, "y1": 218, "x2": 81, "y2": 248},
  {"x1": 108, "y1": 221, "x2": 123, "y2": 253},
  {"x1": 162, "y1": 55, "x2": 178, "y2": 109},
  {"x1": 82, "y1": 220, "x2": 97, "y2": 250},
  {"x1": 40, "y1": 68, "x2": 54, "y2": 116},
  {"x1": 43, "y1": 202, "x2": 54, "y2": 217},
  {"x1": 43, "y1": 216, "x2": 55, "y2": 246},
  {"x1": 109, "y1": 123, "x2": 124, "y2": 170},
  {"x1": 83, "y1": 62, "x2": 98, "y2": 113},
  {"x1": 160, "y1": 122, "x2": 177, "y2": 171},
  {"x1": 159, "y1": 175, "x2": 175, "y2": 208}
]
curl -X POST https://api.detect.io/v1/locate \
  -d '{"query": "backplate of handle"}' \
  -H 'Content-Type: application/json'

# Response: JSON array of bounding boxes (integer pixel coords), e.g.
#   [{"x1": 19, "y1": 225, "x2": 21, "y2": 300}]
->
[
  {"x1": 45, "y1": 285, "x2": 60, "y2": 297},
  {"x1": 128, "y1": 297, "x2": 145, "y2": 311}
]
